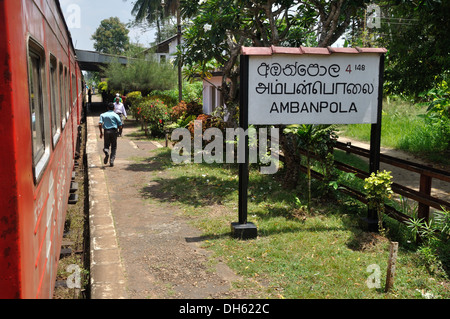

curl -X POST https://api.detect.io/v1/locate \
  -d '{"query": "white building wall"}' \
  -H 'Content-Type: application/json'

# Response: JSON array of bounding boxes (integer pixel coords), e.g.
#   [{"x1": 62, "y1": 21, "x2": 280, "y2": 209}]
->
[
  {"x1": 168, "y1": 38, "x2": 184, "y2": 61},
  {"x1": 202, "y1": 76, "x2": 222, "y2": 115}
]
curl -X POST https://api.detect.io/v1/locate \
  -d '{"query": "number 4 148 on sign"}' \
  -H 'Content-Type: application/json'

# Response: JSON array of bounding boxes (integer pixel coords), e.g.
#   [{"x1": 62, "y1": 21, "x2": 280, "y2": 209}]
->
[{"x1": 346, "y1": 64, "x2": 366, "y2": 74}]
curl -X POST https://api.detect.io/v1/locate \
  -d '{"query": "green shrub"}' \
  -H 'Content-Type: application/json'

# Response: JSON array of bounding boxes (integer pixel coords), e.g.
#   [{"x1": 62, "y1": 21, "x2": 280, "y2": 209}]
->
[
  {"x1": 364, "y1": 170, "x2": 393, "y2": 235},
  {"x1": 103, "y1": 59, "x2": 176, "y2": 95},
  {"x1": 187, "y1": 113, "x2": 226, "y2": 142},
  {"x1": 126, "y1": 91, "x2": 142, "y2": 105},
  {"x1": 398, "y1": 80, "x2": 450, "y2": 158},
  {"x1": 171, "y1": 100, "x2": 203, "y2": 121},
  {"x1": 422, "y1": 79, "x2": 450, "y2": 119},
  {"x1": 182, "y1": 80, "x2": 203, "y2": 103},
  {"x1": 148, "y1": 81, "x2": 204, "y2": 108},
  {"x1": 126, "y1": 91, "x2": 143, "y2": 116},
  {"x1": 406, "y1": 207, "x2": 450, "y2": 277},
  {"x1": 138, "y1": 98, "x2": 171, "y2": 137},
  {"x1": 149, "y1": 90, "x2": 178, "y2": 107},
  {"x1": 97, "y1": 81, "x2": 108, "y2": 93}
]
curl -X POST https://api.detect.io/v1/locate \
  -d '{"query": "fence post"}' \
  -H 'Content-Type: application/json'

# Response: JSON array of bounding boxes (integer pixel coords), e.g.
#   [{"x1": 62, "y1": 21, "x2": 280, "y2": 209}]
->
[
  {"x1": 418, "y1": 174, "x2": 432, "y2": 223},
  {"x1": 385, "y1": 241, "x2": 399, "y2": 292}
]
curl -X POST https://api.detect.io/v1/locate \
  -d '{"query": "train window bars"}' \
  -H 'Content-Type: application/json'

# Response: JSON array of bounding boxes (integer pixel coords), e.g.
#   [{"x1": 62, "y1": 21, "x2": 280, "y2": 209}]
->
[
  {"x1": 64, "y1": 67, "x2": 69, "y2": 122},
  {"x1": 50, "y1": 55, "x2": 61, "y2": 146},
  {"x1": 60, "y1": 63, "x2": 66, "y2": 129},
  {"x1": 71, "y1": 73, "x2": 76, "y2": 112},
  {"x1": 27, "y1": 40, "x2": 50, "y2": 183}
]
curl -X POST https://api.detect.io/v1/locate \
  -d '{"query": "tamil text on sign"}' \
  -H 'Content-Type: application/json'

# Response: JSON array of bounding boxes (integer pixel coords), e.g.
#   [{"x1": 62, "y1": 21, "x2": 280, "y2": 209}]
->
[{"x1": 247, "y1": 53, "x2": 381, "y2": 125}]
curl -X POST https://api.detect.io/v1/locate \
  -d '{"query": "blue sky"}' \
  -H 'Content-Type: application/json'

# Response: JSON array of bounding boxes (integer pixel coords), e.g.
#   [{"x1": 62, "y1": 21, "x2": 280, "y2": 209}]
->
[
  {"x1": 60, "y1": 0, "x2": 156, "y2": 50},
  {"x1": 59, "y1": 0, "x2": 346, "y2": 51}
]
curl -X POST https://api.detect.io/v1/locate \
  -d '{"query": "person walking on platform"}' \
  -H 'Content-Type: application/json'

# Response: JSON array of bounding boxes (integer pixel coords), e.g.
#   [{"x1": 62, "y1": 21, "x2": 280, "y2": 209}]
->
[
  {"x1": 113, "y1": 95, "x2": 127, "y2": 136},
  {"x1": 115, "y1": 92, "x2": 123, "y2": 103},
  {"x1": 99, "y1": 103, "x2": 123, "y2": 167},
  {"x1": 88, "y1": 87, "x2": 92, "y2": 104}
]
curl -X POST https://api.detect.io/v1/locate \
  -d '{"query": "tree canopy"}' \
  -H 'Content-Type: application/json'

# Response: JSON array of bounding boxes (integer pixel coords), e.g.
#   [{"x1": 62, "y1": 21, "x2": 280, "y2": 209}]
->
[
  {"x1": 376, "y1": 0, "x2": 450, "y2": 97},
  {"x1": 177, "y1": 0, "x2": 371, "y2": 188},
  {"x1": 129, "y1": 0, "x2": 180, "y2": 43},
  {"x1": 103, "y1": 58, "x2": 177, "y2": 95},
  {"x1": 91, "y1": 17, "x2": 131, "y2": 55},
  {"x1": 180, "y1": 0, "x2": 370, "y2": 122}
]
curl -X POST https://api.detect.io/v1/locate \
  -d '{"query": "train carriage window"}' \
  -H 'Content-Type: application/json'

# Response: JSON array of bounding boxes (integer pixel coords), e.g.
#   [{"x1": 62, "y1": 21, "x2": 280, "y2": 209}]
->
[
  {"x1": 50, "y1": 56, "x2": 61, "y2": 145},
  {"x1": 27, "y1": 40, "x2": 50, "y2": 182},
  {"x1": 65, "y1": 68, "x2": 70, "y2": 119},
  {"x1": 59, "y1": 63, "x2": 65, "y2": 128},
  {"x1": 64, "y1": 68, "x2": 69, "y2": 121},
  {"x1": 71, "y1": 73, "x2": 76, "y2": 107}
]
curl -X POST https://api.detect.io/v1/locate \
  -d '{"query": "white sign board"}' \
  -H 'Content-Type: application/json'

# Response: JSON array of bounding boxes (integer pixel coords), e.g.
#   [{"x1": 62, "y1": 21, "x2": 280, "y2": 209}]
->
[{"x1": 247, "y1": 53, "x2": 381, "y2": 125}]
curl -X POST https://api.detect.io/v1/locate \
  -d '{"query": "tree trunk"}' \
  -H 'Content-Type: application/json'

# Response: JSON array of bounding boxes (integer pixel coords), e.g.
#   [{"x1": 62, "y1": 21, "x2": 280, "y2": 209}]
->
[
  {"x1": 279, "y1": 128, "x2": 301, "y2": 189},
  {"x1": 306, "y1": 148, "x2": 312, "y2": 214}
]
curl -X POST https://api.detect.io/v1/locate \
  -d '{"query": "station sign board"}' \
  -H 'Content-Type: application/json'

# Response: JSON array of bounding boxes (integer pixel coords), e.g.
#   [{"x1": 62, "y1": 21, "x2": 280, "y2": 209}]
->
[
  {"x1": 245, "y1": 48, "x2": 384, "y2": 125},
  {"x1": 232, "y1": 46, "x2": 386, "y2": 239}
]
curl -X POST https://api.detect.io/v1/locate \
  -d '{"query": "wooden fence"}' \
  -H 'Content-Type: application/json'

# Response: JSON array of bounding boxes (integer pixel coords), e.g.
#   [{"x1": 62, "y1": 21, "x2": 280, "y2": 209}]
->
[{"x1": 297, "y1": 141, "x2": 450, "y2": 226}]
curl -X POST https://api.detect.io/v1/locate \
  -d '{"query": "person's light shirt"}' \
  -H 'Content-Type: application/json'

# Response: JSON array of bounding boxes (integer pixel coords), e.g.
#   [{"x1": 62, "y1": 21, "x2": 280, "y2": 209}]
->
[
  {"x1": 99, "y1": 110, "x2": 122, "y2": 129},
  {"x1": 114, "y1": 102, "x2": 127, "y2": 117}
]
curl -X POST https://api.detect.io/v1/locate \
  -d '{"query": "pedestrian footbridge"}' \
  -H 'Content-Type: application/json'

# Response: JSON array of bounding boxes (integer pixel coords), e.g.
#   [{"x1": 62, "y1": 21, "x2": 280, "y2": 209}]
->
[{"x1": 75, "y1": 49, "x2": 129, "y2": 72}]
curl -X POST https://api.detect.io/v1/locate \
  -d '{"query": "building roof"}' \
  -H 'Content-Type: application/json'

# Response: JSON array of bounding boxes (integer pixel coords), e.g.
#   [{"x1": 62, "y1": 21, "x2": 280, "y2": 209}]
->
[
  {"x1": 136, "y1": 34, "x2": 180, "y2": 57},
  {"x1": 241, "y1": 46, "x2": 387, "y2": 56}
]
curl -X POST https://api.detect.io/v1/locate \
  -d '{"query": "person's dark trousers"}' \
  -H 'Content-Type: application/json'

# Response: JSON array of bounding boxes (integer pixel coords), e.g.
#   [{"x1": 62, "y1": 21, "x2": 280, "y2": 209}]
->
[{"x1": 103, "y1": 128, "x2": 118, "y2": 166}]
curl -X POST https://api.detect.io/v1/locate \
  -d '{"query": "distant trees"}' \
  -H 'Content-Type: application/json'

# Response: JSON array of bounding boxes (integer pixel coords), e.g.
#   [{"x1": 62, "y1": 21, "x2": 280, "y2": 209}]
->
[
  {"x1": 92, "y1": 13, "x2": 177, "y2": 98},
  {"x1": 103, "y1": 58, "x2": 177, "y2": 96},
  {"x1": 376, "y1": 0, "x2": 450, "y2": 97},
  {"x1": 91, "y1": 17, "x2": 130, "y2": 55},
  {"x1": 345, "y1": 0, "x2": 450, "y2": 98},
  {"x1": 129, "y1": 0, "x2": 179, "y2": 43}
]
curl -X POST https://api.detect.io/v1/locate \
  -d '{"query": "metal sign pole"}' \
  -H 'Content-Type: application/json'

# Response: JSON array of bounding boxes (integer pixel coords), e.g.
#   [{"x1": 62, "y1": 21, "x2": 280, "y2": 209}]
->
[
  {"x1": 238, "y1": 54, "x2": 249, "y2": 225},
  {"x1": 366, "y1": 54, "x2": 385, "y2": 231},
  {"x1": 231, "y1": 54, "x2": 257, "y2": 239}
]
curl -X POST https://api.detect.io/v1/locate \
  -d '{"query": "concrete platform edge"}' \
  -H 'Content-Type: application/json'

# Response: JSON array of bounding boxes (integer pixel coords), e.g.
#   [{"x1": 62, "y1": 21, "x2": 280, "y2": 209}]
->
[{"x1": 86, "y1": 115, "x2": 128, "y2": 299}]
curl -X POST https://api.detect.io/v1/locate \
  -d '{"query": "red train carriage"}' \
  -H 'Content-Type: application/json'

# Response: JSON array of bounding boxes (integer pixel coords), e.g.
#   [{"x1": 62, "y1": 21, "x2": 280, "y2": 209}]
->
[{"x1": 0, "y1": 0, "x2": 84, "y2": 298}]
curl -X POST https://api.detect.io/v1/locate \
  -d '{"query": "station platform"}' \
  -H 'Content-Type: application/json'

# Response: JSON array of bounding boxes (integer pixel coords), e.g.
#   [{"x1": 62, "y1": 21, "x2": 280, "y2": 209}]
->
[{"x1": 85, "y1": 103, "x2": 242, "y2": 299}]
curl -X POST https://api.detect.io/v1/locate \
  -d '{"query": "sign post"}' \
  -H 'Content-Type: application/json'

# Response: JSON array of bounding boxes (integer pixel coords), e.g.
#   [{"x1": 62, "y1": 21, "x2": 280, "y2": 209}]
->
[
  {"x1": 232, "y1": 46, "x2": 386, "y2": 238},
  {"x1": 231, "y1": 55, "x2": 258, "y2": 239},
  {"x1": 366, "y1": 53, "x2": 385, "y2": 231}
]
